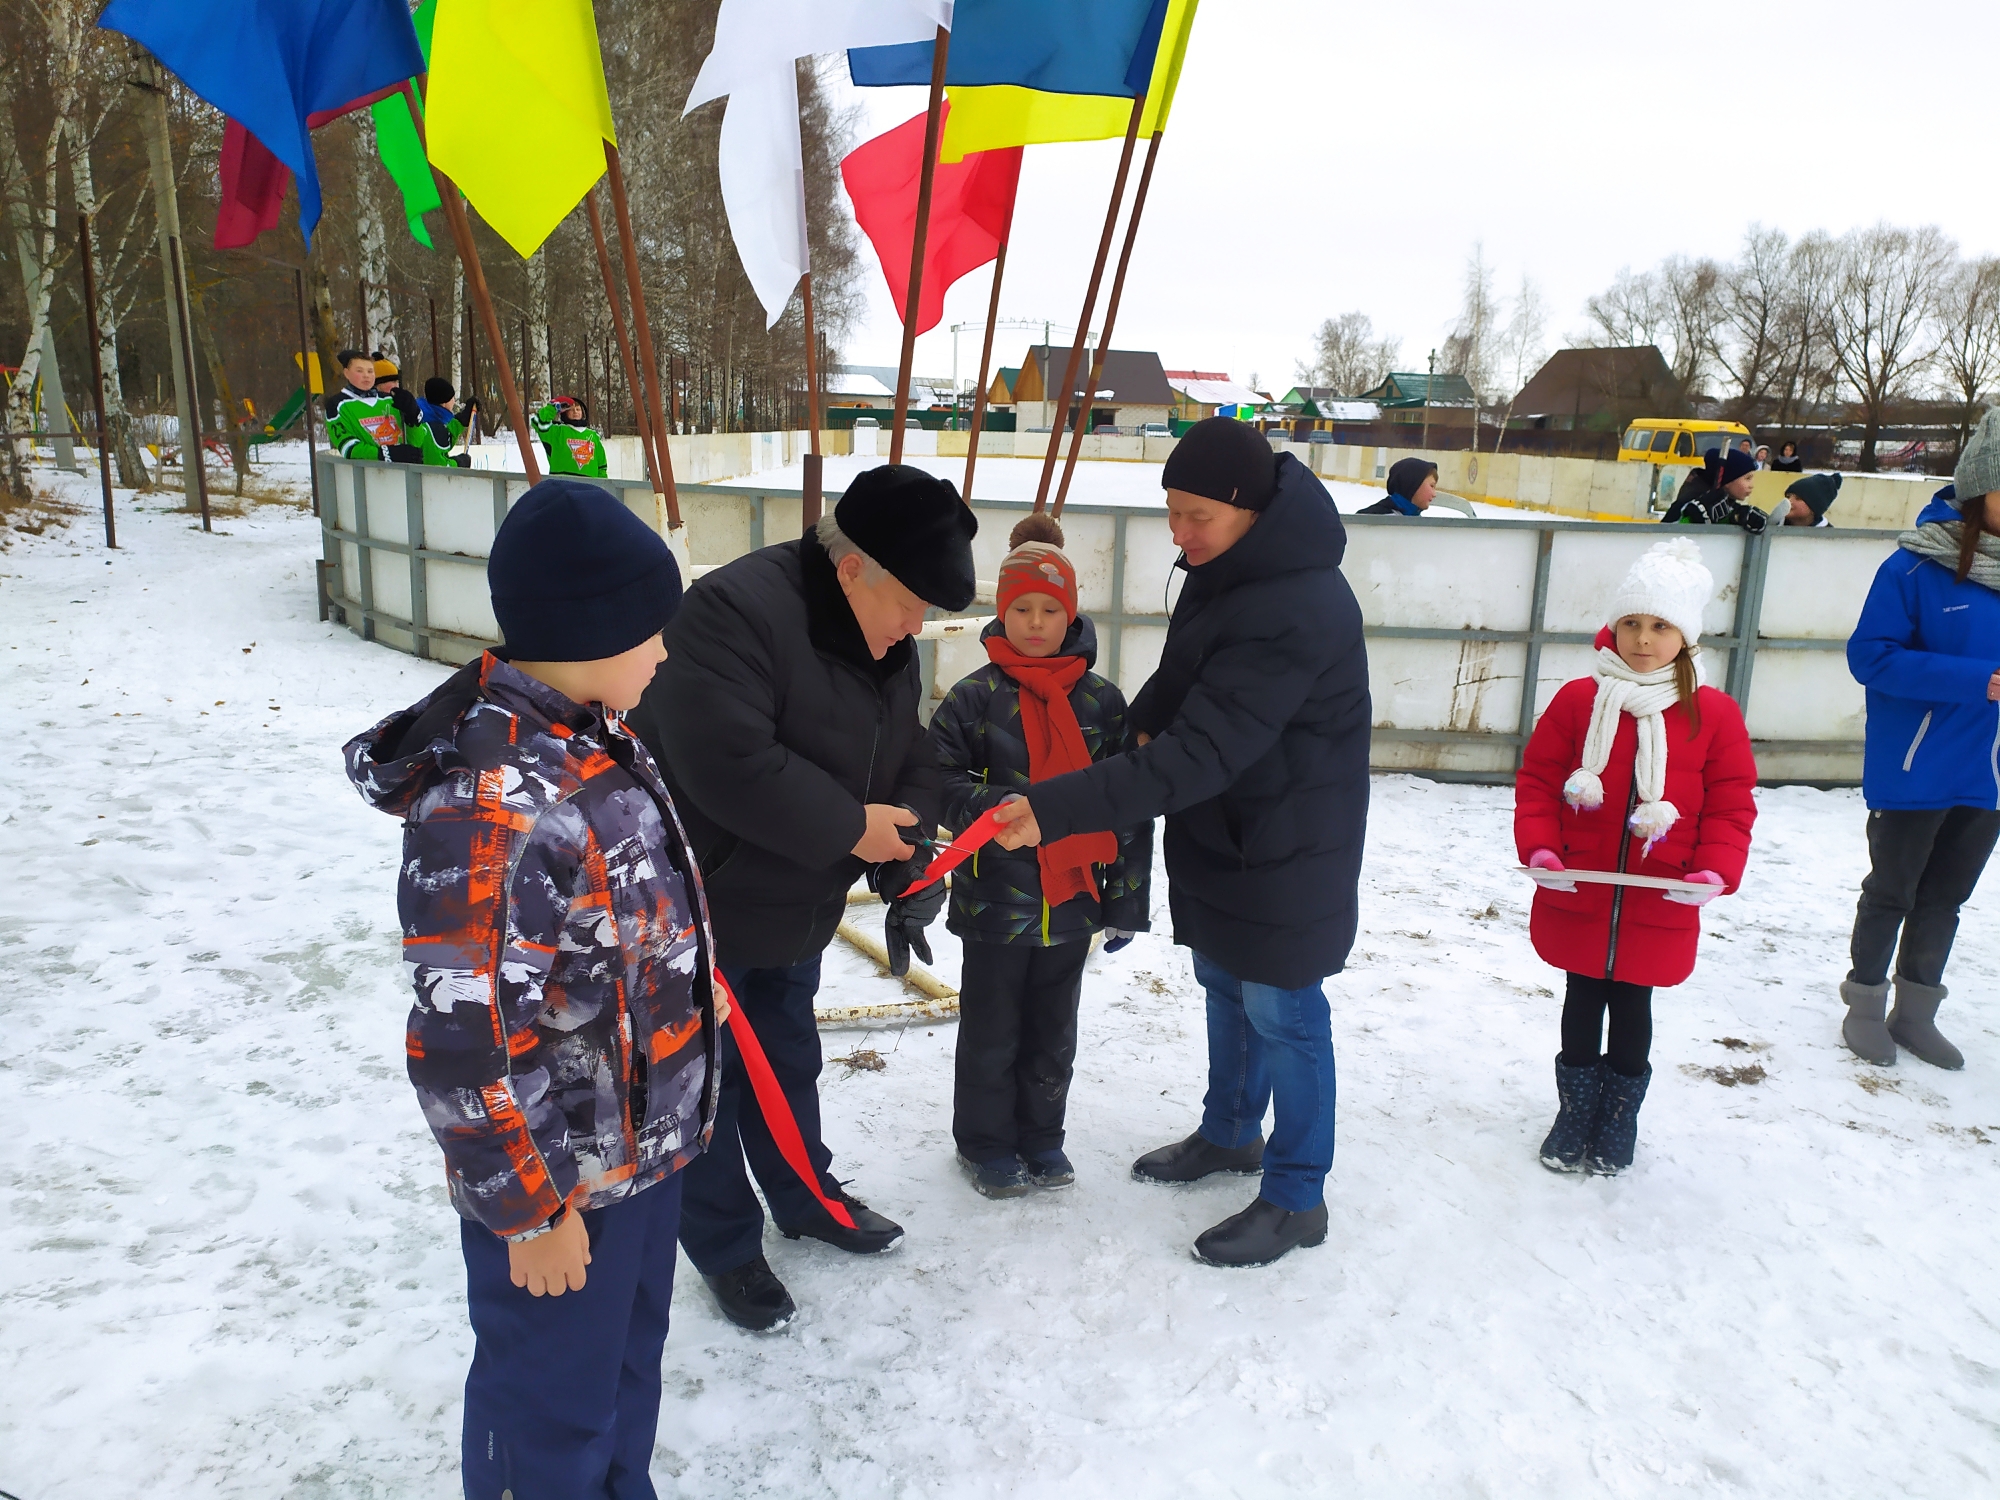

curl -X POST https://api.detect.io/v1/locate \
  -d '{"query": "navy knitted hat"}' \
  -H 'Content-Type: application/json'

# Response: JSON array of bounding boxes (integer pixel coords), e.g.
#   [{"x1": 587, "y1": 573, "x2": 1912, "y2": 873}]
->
[
  {"x1": 834, "y1": 465, "x2": 978, "y2": 611},
  {"x1": 488, "y1": 478, "x2": 682, "y2": 661},
  {"x1": 1719, "y1": 447, "x2": 1758, "y2": 486},
  {"x1": 1162, "y1": 416, "x2": 1278, "y2": 510}
]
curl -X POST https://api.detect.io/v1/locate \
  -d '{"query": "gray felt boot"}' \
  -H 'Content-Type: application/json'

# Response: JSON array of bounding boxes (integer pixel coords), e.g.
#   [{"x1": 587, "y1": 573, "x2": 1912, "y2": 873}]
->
[
  {"x1": 1888, "y1": 978, "x2": 1964, "y2": 1070},
  {"x1": 1840, "y1": 979, "x2": 1896, "y2": 1066}
]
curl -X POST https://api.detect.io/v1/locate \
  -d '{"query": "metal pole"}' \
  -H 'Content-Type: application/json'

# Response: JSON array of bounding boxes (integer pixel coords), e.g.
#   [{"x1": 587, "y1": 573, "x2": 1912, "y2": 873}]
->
[
  {"x1": 166, "y1": 235, "x2": 211, "y2": 531},
  {"x1": 604, "y1": 142, "x2": 680, "y2": 526},
  {"x1": 1055, "y1": 126, "x2": 1164, "y2": 516},
  {"x1": 400, "y1": 81, "x2": 541, "y2": 481},
  {"x1": 961, "y1": 222, "x2": 1013, "y2": 505},
  {"x1": 801, "y1": 270, "x2": 824, "y2": 530},
  {"x1": 585, "y1": 187, "x2": 661, "y2": 495},
  {"x1": 295, "y1": 268, "x2": 322, "y2": 518},
  {"x1": 1033, "y1": 94, "x2": 1145, "y2": 512},
  {"x1": 76, "y1": 214, "x2": 116, "y2": 547},
  {"x1": 890, "y1": 26, "x2": 952, "y2": 465}
]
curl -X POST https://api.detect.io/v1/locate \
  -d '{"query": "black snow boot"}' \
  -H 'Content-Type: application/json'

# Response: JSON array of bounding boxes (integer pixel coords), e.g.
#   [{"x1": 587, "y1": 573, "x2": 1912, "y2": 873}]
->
[
  {"x1": 703, "y1": 1256, "x2": 796, "y2": 1333},
  {"x1": 958, "y1": 1152, "x2": 1033, "y2": 1199},
  {"x1": 1584, "y1": 1064, "x2": 1652, "y2": 1176},
  {"x1": 1888, "y1": 977, "x2": 1964, "y2": 1070},
  {"x1": 1539, "y1": 1054, "x2": 1606, "y2": 1174},
  {"x1": 1192, "y1": 1197, "x2": 1329, "y2": 1268},
  {"x1": 1132, "y1": 1130, "x2": 1265, "y2": 1185},
  {"x1": 1840, "y1": 978, "x2": 1896, "y2": 1065},
  {"x1": 1022, "y1": 1147, "x2": 1075, "y2": 1188},
  {"x1": 778, "y1": 1184, "x2": 905, "y2": 1254}
]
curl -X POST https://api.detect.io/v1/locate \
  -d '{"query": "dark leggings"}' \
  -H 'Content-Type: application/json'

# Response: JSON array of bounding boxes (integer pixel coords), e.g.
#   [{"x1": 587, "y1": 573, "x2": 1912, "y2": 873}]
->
[{"x1": 1560, "y1": 972, "x2": 1654, "y2": 1077}]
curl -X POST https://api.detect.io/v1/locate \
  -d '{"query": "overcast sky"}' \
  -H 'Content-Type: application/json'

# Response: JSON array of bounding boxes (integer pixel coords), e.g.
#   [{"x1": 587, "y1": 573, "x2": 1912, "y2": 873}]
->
[{"x1": 823, "y1": 0, "x2": 2000, "y2": 395}]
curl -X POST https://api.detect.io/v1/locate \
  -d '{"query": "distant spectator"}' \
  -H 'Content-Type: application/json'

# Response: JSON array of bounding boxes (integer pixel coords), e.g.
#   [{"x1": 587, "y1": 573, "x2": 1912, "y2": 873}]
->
[
  {"x1": 1359, "y1": 457, "x2": 1437, "y2": 515},
  {"x1": 1779, "y1": 472, "x2": 1841, "y2": 527},
  {"x1": 1662, "y1": 448, "x2": 1766, "y2": 532},
  {"x1": 1754, "y1": 445, "x2": 1772, "y2": 469},
  {"x1": 1736, "y1": 438, "x2": 1754, "y2": 456},
  {"x1": 1771, "y1": 440, "x2": 1805, "y2": 474}
]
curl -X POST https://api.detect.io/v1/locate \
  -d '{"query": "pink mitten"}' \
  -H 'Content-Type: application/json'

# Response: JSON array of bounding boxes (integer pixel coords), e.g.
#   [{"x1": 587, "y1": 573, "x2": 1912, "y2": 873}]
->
[
  {"x1": 1527, "y1": 849, "x2": 1576, "y2": 893},
  {"x1": 1664, "y1": 870, "x2": 1725, "y2": 906}
]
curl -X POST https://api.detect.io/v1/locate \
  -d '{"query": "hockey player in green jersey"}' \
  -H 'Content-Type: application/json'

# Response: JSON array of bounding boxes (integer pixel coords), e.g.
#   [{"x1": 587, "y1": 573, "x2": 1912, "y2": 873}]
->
[
  {"x1": 531, "y1": 394, "x2": 609, "y2": 478},
  {"x1": 325, "y1": 351, "x2": 445, "y2": 465}
]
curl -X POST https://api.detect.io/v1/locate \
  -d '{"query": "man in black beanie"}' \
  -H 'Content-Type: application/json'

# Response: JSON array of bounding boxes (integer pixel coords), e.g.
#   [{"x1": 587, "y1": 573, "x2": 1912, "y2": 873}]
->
[
  {"x1": 994, "y1": 414, "x2": 1372, "y2": 1269},
  {"x1": 626, "y1": 463, "x2": 976, "y2": 1332}
]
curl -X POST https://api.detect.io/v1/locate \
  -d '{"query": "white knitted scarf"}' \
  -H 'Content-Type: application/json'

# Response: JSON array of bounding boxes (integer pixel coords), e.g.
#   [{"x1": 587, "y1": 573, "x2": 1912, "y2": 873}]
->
[{"x1": 1562, "y1": 646, "x2": 1689, "y2": 853}]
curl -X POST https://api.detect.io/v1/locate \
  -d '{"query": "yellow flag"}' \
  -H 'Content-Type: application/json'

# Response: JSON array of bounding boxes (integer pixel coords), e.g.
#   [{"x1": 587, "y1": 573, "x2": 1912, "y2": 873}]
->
[
  {"x1": 938, "y1": 0, "x2": 1198, "y2": 164},
  {"x1": 425, "y1": 0, "x2": 617, "y2": 257}
]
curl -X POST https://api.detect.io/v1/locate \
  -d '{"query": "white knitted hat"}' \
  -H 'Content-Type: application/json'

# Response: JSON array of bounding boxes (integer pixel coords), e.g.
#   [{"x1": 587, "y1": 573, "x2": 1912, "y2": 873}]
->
[{"x1": 1606, "y1": 538, "x2": 1713, "y2": 646}]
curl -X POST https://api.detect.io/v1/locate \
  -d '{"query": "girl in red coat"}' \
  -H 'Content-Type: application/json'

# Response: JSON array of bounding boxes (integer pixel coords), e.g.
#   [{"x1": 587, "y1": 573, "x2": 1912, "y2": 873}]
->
[{"x1": 1515, "y1": 538, "x2": 1758, "y2": 1175}]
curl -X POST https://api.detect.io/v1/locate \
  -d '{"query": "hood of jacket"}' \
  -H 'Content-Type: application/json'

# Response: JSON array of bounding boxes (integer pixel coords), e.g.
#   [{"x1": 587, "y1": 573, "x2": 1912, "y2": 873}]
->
[
  {"x1": 344, "y1": 653, "x2": 602, "y2": 817},
  {"x1": 1176, "y1": 451, "x2": 1347, "y2": 605},
  {"x1": 977, "y1": 611, "x2": 1099, "y2": 669},
  {"x1": 1916, "y1": 484, "x2": 1959, "y2": 527}
]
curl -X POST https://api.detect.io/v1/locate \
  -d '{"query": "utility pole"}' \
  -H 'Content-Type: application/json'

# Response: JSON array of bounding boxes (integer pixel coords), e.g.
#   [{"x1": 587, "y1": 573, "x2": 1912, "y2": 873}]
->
[
  {"x1": 130, "y1": 46, "x2": 199, "y2": 513},
  {"x1": 1421, "y1": 347, "x2": 1435, "y2": 451}
]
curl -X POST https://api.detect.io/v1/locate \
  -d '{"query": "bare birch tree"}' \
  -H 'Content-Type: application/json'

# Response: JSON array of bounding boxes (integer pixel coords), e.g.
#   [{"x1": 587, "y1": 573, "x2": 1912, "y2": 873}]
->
[
  {"x1": 1827, "y1": 222, "x2": 1954, "y2": 470},
  {"x1": 1295, "y1": 310, "x2": 1399, "y2": 395},
  {"x1": 1934, "y1": 255, "x2": 2000, "y2": 456}
]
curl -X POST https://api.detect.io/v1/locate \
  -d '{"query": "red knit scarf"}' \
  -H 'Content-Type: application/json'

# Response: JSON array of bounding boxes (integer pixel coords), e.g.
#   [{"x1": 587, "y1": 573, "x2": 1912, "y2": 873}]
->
[{"x1": 986, "y1": 636, "x2": 1119, "y2": 908}]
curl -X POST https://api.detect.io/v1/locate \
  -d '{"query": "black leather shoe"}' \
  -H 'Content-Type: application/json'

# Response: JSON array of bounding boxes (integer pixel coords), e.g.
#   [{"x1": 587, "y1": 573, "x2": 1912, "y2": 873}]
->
[
  {"x1": 778, "y1": 1186, "x2": 905, "y2": 1254},
  {"x1": 703, "y1": 1255, "x2": 796, "y2": 1332},
  {"x1": 1192, "y1": 1197, "x2": 1329, "y2": 1268},
  {"x1": 1131, "y1": 1130, "x2": 1265, "y2": 1184}
]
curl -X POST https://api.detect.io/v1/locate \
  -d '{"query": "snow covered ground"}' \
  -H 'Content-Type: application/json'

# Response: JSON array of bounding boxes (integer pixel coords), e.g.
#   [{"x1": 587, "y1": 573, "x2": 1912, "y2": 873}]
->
[
  {"x1": 3, "y1": 469, "x2": 1999, "y2": 1499},
  {"x1": 718, "y1": 451, "x2": 1524, "y2": 519}
]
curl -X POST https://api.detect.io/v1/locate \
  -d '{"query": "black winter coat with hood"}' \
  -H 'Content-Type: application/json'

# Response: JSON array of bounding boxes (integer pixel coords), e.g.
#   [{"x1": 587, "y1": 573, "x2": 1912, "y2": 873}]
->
[
  {"x1": 625, "y1": 530, "x2": 936, "y2": 970},
  {"x1": 929, "y1": 615, "x2": 1153, "y2": 946},
  {"x1": 1028, "y1": 452, "x2": 1371, "y2": 988}
]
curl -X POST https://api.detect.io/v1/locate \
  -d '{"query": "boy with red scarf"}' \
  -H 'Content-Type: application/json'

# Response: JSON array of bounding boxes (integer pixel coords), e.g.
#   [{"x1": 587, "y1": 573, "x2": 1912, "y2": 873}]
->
[{"x1": 929, "y1": 519, "x2": 1152, "y2": 1198}]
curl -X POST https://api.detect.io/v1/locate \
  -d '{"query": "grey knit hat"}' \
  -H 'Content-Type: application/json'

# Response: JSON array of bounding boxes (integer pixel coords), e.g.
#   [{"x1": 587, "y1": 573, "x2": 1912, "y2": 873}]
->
[{"x1": 1953, "y1": 408, "x2": 2000, "y2": 507}]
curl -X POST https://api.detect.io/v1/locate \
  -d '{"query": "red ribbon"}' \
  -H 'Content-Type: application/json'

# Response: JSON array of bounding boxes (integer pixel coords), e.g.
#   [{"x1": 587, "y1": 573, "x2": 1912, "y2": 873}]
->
[
  {"x1": 714, "y1": 971, "x2": 856, "y2": 1231},
  {"x1": 898, "y1": 804, "x2": 1011, "y2": 896}
]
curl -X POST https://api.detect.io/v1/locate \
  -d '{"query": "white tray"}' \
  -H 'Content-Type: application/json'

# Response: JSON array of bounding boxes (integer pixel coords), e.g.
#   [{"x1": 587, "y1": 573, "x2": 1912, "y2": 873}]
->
[{"x1": 1518, "y1": 866, "x2": 1715, "y2": 893}]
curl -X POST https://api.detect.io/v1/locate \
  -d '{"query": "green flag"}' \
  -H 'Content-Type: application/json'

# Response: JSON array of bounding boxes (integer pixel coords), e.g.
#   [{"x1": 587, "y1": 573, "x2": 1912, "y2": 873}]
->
[{"x1": 369, "y1": 0, "x2": 441, "y2": 248}]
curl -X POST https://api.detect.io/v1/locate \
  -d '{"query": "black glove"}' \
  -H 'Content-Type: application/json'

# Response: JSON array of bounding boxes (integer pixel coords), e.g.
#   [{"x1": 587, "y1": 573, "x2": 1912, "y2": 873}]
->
[
  {"x1": 882, "y1": 851, "x2": 947, "y2": 978},
  {"x1": 386, "y1": 442, "x2": 424, "y2": 464},
  {"x1": 1730, "y1": 500, "x2": 1767, "y2": 535},
  {"x1": 389, "y1": 385, "x2": 422, "y2": 424}
]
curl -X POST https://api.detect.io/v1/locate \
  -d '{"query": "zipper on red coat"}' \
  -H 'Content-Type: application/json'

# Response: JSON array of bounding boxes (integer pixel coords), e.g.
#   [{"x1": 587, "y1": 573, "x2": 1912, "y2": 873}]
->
[{"x1": 1604, "y1": 775, "x2": 1639, "y2": 981}]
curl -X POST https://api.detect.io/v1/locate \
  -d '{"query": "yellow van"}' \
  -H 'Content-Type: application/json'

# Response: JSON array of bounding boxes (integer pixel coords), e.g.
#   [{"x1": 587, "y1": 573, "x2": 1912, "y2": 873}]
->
[{"x1": 1618, "y1": 419, "x2": 1753, "y2": 466}]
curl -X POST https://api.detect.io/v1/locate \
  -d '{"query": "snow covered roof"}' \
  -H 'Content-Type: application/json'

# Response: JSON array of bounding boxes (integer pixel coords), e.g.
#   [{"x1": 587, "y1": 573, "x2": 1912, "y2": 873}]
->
[
  {"x1": 825, "y1": 372, "x2": 894, "y2": 400},
  {"x1": 1166, "y1": 375, "x2": 1266, "y2": 409},
  {"x1": 1315, "y1": 400, "x2": 1380, "y2": 422}
]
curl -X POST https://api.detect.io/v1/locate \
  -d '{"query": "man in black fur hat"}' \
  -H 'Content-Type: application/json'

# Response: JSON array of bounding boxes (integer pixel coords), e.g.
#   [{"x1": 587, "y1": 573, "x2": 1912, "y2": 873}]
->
[{"x1": 626, "y1": 465, "x2": 976, "y2": 1333}]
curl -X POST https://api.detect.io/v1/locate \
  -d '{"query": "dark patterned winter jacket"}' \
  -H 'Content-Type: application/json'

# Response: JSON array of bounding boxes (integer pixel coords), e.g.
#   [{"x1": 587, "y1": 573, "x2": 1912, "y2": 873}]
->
[
  {"x1": 344, "y1": 653, "x2": 718, "y2": 1241},
  {"x1": 929, "y1": 616, "x2": 1152, "y2": 945}
]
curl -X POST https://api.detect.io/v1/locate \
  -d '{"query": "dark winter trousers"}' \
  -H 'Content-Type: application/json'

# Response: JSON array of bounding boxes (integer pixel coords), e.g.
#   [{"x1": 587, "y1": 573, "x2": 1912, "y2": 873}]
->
[
  {"x1": 460, "y1": 1171, "x2": 683, "y2": 1500},
  {"x1": 1848, "y1": 806, "x2": 2000, "y2": 988},
  {"x1": 953, "y1": 938, "x2": 1090, "y2": 1163},
  {"x1": 677, "y1": 957, "x2": 835, "y2": 1276},
  {"x1": 1560, "y1": 973, "x2": 1654, "y2": 1077}
]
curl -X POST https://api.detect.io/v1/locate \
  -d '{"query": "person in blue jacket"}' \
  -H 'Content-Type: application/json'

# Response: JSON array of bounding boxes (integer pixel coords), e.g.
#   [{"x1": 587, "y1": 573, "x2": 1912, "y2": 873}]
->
[{"x1": 1841, "y1": 407, "x2": 2000, "y2": 1070}]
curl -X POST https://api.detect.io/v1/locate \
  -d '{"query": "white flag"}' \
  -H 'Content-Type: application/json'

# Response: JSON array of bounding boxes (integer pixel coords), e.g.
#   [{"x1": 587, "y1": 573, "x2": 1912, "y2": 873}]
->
[{"x1": 688, "y1": 0, "x2": 952, "y2": 328}]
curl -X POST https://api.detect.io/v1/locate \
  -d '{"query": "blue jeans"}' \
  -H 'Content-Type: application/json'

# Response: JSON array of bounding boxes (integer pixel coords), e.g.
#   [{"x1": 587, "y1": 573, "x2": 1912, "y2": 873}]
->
[
  {"x1": 1193, "y1": 951, "x2": 1336, "y2": 1212},
  {"x1": 677, "y1": 957, "x2": 835, "y2": 1275},
  {"x1": 460, "y1": 1170, "x2": 683, "y2": 1500}
]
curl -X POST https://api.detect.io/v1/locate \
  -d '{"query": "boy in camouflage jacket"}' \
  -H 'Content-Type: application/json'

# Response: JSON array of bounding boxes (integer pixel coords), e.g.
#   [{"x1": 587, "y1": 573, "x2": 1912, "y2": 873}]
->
[
  {"x1": 343, "y1": 478, "x2": 713, "y2": 1500},
  {"x1": 928, "y1": 520, "x2": 1151, "y2": 1198}
]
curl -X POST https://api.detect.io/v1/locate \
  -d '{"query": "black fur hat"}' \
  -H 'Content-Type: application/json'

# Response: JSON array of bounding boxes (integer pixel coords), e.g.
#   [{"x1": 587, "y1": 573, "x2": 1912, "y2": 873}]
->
[{"x1": 834, "y1": 465, "x2": 978, "y2": 611}]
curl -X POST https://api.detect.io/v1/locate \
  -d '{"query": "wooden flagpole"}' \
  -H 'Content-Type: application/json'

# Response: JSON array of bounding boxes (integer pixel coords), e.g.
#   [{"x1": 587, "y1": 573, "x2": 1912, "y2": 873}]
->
[
  {"x1": 603, "y1": 142, "x2": 680, "y2": 528},
  {"x1": 293, "y1": 267, "x2": 322, "y2": 518},
  {"x1": 585, "y1": 187, "x2": 662, "y2": 496},
  {"x1": 801, "y1": 270, "x2": 824, "y2": 528},
  {"x1": 960, "y1": 208, "x2": 1014, "y2": 505},
  {"x1": 401, "y1": 80, "x2": 541, "y2": 482},
  {"x1": 889, "y1": 26, "x2": 951, "y2": 466},
  {"x1": 1053, "y1": 126, "x2": 1164, "y2": 516},
  {"x1": 1032, "y1": 93, "x2": 1145, "y2": 512}
]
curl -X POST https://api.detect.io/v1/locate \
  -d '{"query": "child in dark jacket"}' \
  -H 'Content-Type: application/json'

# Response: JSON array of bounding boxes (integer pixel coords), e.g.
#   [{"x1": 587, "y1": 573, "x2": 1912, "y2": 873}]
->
[
  {"x1": 1515, "y1": 538, "x2": 1757, "y2": 1176},
  {"x1": 343, "y1": 478, "x2": 717, "y2": 1500},
  {"x1": 929, "y1": 517, "x2": 1152, "y2": 1197}
]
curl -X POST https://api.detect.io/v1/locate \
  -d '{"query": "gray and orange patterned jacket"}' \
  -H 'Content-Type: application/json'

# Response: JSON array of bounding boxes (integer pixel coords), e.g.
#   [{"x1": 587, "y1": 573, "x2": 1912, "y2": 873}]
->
[{"x1": 344, "y1": 653, "x2": 717, "y2": 1240}]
